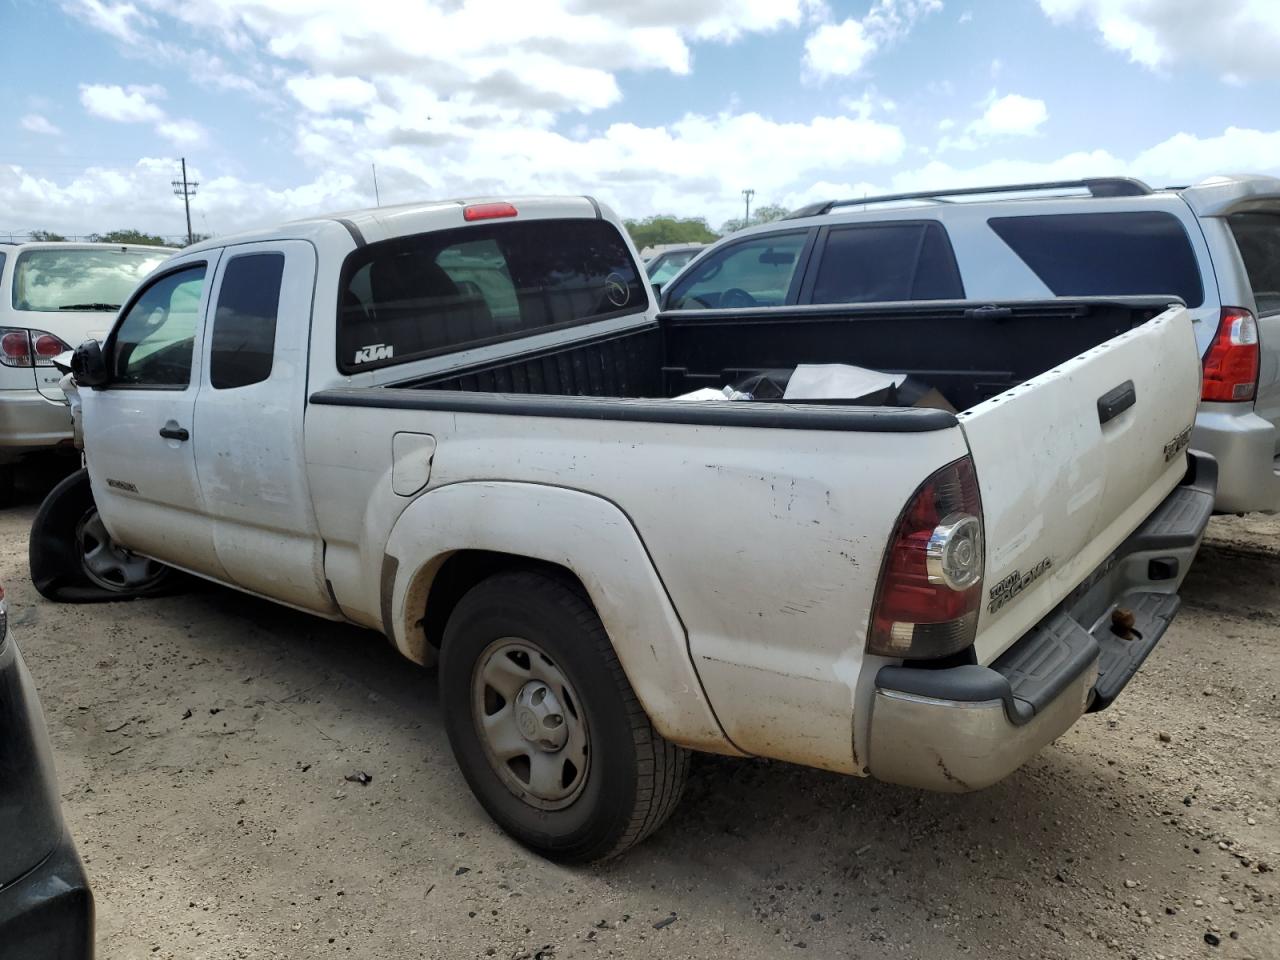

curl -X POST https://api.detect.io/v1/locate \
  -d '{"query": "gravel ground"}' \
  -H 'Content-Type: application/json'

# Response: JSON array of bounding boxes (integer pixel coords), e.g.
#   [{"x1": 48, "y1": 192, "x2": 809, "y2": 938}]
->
[{"x1": 3, "y1": 471, "x2": 1277, "y2": 960}]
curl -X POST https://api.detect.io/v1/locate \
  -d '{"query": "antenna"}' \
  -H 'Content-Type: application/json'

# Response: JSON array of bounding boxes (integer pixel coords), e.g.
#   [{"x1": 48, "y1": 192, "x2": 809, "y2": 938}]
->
[{"x1": 372, "y1": 163, "x2": 381, "y2": 206}]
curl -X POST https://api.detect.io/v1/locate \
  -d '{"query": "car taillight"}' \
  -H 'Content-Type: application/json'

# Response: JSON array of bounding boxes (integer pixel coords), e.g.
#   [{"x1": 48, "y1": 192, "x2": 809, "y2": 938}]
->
[
  {"x1": 0, "y1": 328, "x2": 70, "y2": 368},
  {"x1": 868, "y1": 457, "x2": 985, "y2": 660},
  {"x1": 1202, "y1": 307, "x2": 1259, "y2": 402},
  {"x1": 0, "y1": 329, "x2": 32, "y2": 367},
  {"x1": 33, "y1": 332, "x2": 68, "y2": 361}
]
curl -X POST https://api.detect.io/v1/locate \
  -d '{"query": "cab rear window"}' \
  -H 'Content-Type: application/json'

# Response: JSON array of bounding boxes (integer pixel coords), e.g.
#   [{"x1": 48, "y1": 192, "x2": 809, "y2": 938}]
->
[
  {"x1": 337, "y1": 218, "x2": 644, "y2": 373},
  {"x1": 1229, "y1": 212, "x2": 1280, "y2": 317},
  {"x1": 989, "y1": 211, "x2": 1204, "y2": 307}
]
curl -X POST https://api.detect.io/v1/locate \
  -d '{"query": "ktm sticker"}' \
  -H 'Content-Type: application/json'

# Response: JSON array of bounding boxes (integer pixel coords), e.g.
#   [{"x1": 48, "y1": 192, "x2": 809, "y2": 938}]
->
[{"x1": 354, "y1": 343, "x2": 394, "y2": 364}]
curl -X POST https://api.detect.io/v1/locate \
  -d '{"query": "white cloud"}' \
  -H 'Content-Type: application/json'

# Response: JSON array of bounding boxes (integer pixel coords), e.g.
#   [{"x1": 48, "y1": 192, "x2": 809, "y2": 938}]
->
[
  {"x1": 805, "y1": 19, "x2": 877, "y2": 77},
  {"x1": 79, "y1": 83, "x2": 165, "y2": 123},
  {"x1": 804, "y1": 0, "x2": 942, "y2": 78},
  {"x1": 286, "y1": 74, "x2": 379, "y2": 113},
  {"x1": 155, "y1": 118, "x2": 207, "y2": 147},
  {"x1": 1039, "y1": 0, "x2": 1280, "y2": 82},
  {"x1": 66, "y1": 0, "x2": 150, "y2": 44},
  {"x1": 63, "y1": 0, "x2": 812, "y2": 120},
  {"x1": 970, "y1": 93, "x2": 1048, "y2": 138},
  {"x1": 20, "y1": 114, "x2": 62, "y2": 136},
  {"x1": 78, "y1": 82, "x2": 204, "y2": 150},
  {"x1": 939, "y1": 92, "x2": 1048, "y2": 151},
  {"x1": 14, "y1": 124, "x2": 1280, "y2": 241}
]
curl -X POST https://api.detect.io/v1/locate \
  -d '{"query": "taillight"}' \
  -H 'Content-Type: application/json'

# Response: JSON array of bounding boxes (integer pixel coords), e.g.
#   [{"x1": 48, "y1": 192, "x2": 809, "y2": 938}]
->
[
  {"x1": 0, "y1": 328, "x2": 70, "y2": 368},
  {"x1": 0, "y1": 328, "x2": 71, "y2": 368},
  {"x1": 33, "y1": 333, "x2": 68, "y2": 360},
  {"x1": 1202, "y1": 307, "x2": 1259, "y2": 402},
  {"x1": 868, "y1": 457, "x2": 985, "y2": 659},
  {"x1": 0, "y1": 329, "x2": 32, "y2": 367},
  {"x1": 463, "y1": 201, "x2": 518, "y2": 221}
]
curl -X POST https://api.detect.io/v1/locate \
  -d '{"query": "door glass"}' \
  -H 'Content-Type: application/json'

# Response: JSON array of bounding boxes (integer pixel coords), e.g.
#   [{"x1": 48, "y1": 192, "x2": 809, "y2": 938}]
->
[
  {"x1": 665, "y1": 233, "x2": 806, "y2": 309},
  {"x1": 210, "y1": 253, "x2": 285, "y2": 389},
  {"x1": 111, "y1": 264, "x2": 207, "y2": 386},
  {"x1": 812, "y1": 222, "x2": 963, "y2": 303}
]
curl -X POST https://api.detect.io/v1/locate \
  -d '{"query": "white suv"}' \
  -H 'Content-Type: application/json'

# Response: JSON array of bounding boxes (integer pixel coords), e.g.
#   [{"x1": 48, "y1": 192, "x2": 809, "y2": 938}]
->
[
  {"x1": 660, "y1": 176, "x2": 1280, "y2": 514},
  {"x1": 0, "y1": 242, "x2": 173, "y2": 496}
]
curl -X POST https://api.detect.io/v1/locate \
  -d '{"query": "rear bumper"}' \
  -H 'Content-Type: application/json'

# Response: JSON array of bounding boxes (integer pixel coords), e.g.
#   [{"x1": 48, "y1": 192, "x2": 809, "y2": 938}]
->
[
  {"x1": 0, "y1": 628, "x2": 94, "y2": 958},
  {"x1": 867, "y1": 452, "x2": 1216, "y2": 792},
  {"x1": 1192, "y1": 404, "x2": 1280, "y2": 513},
  {"x1": 0, "y1": 831, "x2": 94, "y2": 960},
  {"x1": 0, "y1": 389, "x2": 73, "y2": 461}
]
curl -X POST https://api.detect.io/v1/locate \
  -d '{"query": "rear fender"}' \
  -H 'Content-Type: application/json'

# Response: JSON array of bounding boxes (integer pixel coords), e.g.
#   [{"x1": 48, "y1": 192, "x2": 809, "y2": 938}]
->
[{"x1": 383, "y1": 480, "x2": 739, "y2": 755}]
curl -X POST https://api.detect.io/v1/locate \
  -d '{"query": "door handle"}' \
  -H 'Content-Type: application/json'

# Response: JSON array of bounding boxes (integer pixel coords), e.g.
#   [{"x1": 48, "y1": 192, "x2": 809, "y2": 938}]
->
[{"x1": 159, "y1": 421, "x2": 190, "y2": 441}]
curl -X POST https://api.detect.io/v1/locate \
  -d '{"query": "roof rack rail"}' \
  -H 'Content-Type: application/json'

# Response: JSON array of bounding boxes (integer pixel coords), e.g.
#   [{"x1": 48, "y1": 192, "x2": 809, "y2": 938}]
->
[{"x1": 786, "y1": 177, "x2": 1154, "y2": 219}]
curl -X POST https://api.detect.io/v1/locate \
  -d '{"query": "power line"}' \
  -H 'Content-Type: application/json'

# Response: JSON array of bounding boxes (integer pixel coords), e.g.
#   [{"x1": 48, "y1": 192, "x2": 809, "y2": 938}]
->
[{"x1": 171, "y1": 157, "x2": 199, "y2": 246}]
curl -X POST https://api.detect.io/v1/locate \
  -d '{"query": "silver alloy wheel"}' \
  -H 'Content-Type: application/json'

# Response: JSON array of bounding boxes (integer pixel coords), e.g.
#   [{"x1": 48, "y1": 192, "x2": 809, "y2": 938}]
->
[
  {"x1": 472, "y1": 638, "x2": 590, "y2": 810},
  {"x1": 75, "y1": 508, "x2": 167, "y2": 592}
]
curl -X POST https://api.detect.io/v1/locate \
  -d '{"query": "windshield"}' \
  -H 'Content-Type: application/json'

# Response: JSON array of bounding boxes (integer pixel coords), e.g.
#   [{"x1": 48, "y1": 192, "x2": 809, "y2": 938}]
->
[
  {"x1": 12, "y1": 247, "x2": 171, "y2": 313},
  {"x1": 646, "y1": 250, "x2": 698, "y2": 285}
]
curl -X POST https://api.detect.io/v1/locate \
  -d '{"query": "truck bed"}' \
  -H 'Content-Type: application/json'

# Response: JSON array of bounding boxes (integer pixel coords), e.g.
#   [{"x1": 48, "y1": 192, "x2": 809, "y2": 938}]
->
[{"x1": 382, "y1": 298, "x2": 1173, "y2": 413}]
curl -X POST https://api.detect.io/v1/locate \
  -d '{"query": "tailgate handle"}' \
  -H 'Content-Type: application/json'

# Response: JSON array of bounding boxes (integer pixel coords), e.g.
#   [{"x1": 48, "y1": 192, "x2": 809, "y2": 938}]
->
[{"x1": 1097, "y1": 380, "x2": 1136, "y2": 425}]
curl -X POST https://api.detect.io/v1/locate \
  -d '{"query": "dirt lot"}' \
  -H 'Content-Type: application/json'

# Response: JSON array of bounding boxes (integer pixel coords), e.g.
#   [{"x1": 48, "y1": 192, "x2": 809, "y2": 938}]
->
[{"x1": 3, "y1": 474, "x2": 1277, "y2": 960}]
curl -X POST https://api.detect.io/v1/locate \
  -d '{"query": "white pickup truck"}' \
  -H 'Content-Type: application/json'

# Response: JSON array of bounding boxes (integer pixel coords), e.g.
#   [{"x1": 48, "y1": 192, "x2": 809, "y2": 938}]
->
[{"x1": 33, "y1": 197, "x2": 1215, "y2": 862}]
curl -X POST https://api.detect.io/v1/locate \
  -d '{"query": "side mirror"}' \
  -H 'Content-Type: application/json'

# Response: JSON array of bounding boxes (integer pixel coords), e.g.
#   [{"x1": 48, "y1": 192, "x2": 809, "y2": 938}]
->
[{"x1": 71, "y1": 339, "x2": 109, "y2": 387}]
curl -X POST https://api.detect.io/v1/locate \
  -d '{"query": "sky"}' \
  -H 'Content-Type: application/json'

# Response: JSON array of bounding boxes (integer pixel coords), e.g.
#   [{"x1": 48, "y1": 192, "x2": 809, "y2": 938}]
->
[{"x1": 3, "y1": 0, "x2": 1280, "y2": 242}]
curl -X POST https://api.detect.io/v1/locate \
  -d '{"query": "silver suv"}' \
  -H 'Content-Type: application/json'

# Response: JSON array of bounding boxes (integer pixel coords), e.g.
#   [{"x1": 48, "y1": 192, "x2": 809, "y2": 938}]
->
[
  {"x1": 660, "y1": 176, "x2": 1280, "y2": 514},
  {"x1": 0, "y1": 242, "x2": 173, "y2": 498}
]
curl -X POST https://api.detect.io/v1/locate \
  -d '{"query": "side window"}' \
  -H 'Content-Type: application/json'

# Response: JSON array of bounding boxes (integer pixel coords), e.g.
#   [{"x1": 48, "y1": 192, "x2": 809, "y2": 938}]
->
[
  {"x1": 989, "y1": 212, "x2": 1204, "y2": 307},
  {"x1": 1228, "y1": 212, "x2": 1280, "y2": 317},
  {"x1": 666, "y1": 233, "x2": 806, "y2": 309},
  {"x1": 110, "y1": 264, "x2": 207, "y2": 387},
  {"x1": 811, "y1": 222, "x2": 963, "y2": 303},
  {"x1": 210, "y1": 253, "x2": 285, "y2": 389},
  {"x1": 338, "y1": 218, "x2": 643, "y2": 372}
]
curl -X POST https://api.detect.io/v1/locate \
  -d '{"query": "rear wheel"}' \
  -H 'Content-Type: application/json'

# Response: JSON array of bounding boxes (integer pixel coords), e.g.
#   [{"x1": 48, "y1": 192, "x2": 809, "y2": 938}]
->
[
  {"x1": 30, "y1": 467, "x2": 175, "y2": 602},
  {"x1": 440, "y1": 570, "x2": 689, "y2": 862}
]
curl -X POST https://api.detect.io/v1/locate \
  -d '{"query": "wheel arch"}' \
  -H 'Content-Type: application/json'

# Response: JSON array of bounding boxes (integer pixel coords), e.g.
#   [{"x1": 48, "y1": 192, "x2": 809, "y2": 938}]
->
[{"x1": 381, "y1": 481, "x2": 740, "y2": 755}]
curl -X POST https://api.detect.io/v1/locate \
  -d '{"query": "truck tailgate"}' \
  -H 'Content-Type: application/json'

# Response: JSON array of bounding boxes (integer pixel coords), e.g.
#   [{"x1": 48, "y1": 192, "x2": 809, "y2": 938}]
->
[{"x1": 959, "y1": 304, "x2": 1202, "y2": 663}]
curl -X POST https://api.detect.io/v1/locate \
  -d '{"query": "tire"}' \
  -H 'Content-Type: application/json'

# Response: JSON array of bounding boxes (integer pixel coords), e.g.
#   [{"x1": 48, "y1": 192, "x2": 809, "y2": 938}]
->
[
  {"x1": 440, "y1": 570, "x2": 689, "y2": 863},
  {"x1": 29, "y1": 467, "x2": 176, "y2": 603}
]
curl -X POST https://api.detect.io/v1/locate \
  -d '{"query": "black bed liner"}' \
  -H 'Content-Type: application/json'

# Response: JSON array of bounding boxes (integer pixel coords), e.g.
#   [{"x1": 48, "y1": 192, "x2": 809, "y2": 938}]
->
[{"x1": 311, "y1": 297, "x2": 1179, "y2": 433}]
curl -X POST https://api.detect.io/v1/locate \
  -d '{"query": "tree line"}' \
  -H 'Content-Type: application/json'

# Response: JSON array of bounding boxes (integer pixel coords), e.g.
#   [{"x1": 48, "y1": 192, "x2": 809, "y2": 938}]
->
[
  {"x1": 23, "y1": 229, "x2": 210, "y2": 247},
  {"x1": 621, "y1": 203, "x2": 791, "y2": 249}
]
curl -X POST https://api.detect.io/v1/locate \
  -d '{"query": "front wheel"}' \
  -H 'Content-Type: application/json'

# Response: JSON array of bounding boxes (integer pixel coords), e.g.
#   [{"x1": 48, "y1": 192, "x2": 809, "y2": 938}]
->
[
  {"x1": 440, "y1": 570, "x2": 689, "y2": 862},
  {"x1": 30, "y1": 467, "x2": 176, "y2": 602}
]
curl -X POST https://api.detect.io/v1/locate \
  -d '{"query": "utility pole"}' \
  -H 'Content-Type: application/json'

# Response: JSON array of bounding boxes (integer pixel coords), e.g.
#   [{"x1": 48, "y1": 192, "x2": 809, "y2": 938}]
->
[
  {"x1": 172, "y1": 157, "x2": 199, "y2": 245},
  {"x1": 742, "y1": 188, "x2": 755, "y2": 226},
  {"x1": 372, "y1": 163, "x2": 381, "y2": 206}
]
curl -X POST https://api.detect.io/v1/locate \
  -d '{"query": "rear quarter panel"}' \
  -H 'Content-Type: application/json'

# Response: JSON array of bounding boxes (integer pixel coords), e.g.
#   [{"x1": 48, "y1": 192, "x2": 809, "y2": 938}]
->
[{"x1": 304, "y1": 399, "x2": 970, "y2": 773}]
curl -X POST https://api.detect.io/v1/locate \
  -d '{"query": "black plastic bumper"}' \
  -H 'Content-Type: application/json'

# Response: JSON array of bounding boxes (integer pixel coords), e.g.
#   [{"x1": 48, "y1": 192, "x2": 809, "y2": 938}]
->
[
  {"x1": 878, "y1": 451, "x2": 1217, "y2": 723},
  {"x1": 0, "y1": 830, "x2": 94, "y2": 960},
  {"x1": 0, "y1": 628, "x2": 94, "y2": 960}
]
